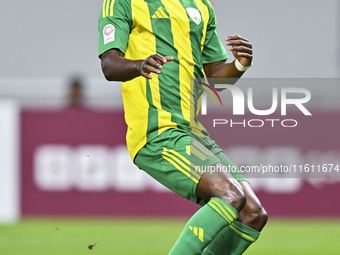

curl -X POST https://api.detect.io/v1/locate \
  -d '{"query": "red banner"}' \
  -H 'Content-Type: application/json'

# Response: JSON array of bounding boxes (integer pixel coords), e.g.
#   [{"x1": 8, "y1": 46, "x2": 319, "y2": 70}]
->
[{"x1": 21, "y1": 108, "x2": 340, "y2": 217}]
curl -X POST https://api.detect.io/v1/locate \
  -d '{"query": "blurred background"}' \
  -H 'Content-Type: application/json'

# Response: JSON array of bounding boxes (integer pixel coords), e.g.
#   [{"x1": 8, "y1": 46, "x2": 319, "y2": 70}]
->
[{"x1": 0, "y1": 0, "x2": 339, "y2": 254}]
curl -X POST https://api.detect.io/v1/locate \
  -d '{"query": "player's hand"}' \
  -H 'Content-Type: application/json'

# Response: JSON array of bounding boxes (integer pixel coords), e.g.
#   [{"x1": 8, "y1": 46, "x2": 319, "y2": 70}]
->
[
  {"x1": 225, "y1": 35, "x2": 253, "y2": 67},
  {"x1": 138, "y1": 54, "x2": 174, "y2": 79}
]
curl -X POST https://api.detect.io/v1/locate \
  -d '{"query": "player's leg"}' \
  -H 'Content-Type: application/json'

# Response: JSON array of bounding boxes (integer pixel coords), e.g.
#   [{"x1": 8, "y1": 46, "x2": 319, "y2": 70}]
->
[
  {"x1": 228, "y1": 181, "x2": 268, "y2": 255},
  {"x1": 205, "y1": 181, "x2": 267, "y2": 255},
  {"x1": 168, "y1": 162, "x2": 246, "y2": 255},
  {"x1": 236, "y1": 181, "x2": 268, "y2": 232},
  {"x1": 196, "y1": 163, "x2": 246, "y2": 211},
  {"x1": 135, "y1": 129, "x2": 245, "y2": 254},
  {"x1": 201, "y1": 138, "x2": 267, "y2": 255},
  {"x1": 168, "y1": 138, "x2": 247, "y2": 254}
]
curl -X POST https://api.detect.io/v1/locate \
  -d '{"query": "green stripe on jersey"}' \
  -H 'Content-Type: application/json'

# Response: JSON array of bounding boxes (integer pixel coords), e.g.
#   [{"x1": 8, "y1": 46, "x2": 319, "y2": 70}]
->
[
  {"x1": 178, "y1": 0, "x2": 205, "y2": 79},
  {"x1": 147, "y1": 0, "x2": 190, "y2": 131},
  {"x1": 146, "y1": 79, "x2": 159, "y2": 135}
]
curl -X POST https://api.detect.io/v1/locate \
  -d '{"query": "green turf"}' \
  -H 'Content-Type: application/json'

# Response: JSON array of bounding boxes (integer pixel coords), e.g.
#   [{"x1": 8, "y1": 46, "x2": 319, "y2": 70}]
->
[{"x1": 0, "y1": 218, "x2": 339, "y2": 254}]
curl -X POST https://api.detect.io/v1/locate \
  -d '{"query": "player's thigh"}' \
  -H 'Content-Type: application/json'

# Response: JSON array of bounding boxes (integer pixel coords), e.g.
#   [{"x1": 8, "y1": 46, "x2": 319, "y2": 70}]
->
[
  {"x1": 209, "y1": 141, "x2": 265, "y2": 218},
  {"x1": 190, "y1": 134, "x2": 245, "y2": 207},
  {"x1": 207, "y1": 138, "x2": 248, "y2": 182},
  {"x1": 200, "y1": 136, "x2": 267, "y2": 227},
  {"x1": 198, "y1": 137, "x2": 248, "y2": 181},
  {"x1": 134, "y1": 129, "x2": 222, "y2": 205}
]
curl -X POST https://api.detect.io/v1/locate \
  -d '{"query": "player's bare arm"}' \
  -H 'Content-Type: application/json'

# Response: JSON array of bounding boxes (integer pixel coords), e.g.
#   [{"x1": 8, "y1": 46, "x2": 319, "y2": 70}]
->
[
  {"x1": 101, "y1": 49, "x2": 174, "y2": 81},
  {"x1": 203, "y1": 34, "x2": 253, "y2": 82}
]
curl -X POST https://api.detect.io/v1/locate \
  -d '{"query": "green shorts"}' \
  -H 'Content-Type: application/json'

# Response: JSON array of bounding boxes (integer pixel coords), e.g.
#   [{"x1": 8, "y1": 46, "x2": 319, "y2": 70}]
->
[{"x1": 134, "y1": 128, "x2": 247, "y2": 206}]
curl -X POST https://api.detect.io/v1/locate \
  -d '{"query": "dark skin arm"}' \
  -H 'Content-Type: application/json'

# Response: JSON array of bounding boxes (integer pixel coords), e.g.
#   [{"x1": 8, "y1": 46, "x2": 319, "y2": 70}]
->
[
  {"x1": 101, "y1": 34, "x2": 251, "y2": 83},
  {"x1": 101, "y1": 49, "x2": 174, "y2": 82},
  {"x1": 203, "y1": 35, "x2": 253, "y2": 86}
]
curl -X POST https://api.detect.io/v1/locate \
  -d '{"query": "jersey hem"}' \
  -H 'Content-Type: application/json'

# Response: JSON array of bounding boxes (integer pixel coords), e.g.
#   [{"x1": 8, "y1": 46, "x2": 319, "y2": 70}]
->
[{"x1": 98, "y1": 46, "x2": 127, "y2": 58}]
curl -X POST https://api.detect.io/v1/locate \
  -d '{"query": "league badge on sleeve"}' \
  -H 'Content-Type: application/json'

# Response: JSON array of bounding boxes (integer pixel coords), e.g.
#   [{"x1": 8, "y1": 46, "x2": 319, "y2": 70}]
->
[{"x1": 103, "y1": 24, "x2": 115, "y2": 45}]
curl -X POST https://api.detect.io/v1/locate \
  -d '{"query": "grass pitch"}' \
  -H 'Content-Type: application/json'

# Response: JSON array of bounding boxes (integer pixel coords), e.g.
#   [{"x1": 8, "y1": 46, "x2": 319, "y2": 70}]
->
[{"x1": 0, "y1": 218, "x2": 339, "y2": 254}]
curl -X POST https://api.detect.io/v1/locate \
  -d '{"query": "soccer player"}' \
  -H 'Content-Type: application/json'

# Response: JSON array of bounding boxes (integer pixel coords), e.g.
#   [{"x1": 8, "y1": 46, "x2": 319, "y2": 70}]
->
[{"x1": 98, "y1": 0, "x2": 267, "y2": 254}]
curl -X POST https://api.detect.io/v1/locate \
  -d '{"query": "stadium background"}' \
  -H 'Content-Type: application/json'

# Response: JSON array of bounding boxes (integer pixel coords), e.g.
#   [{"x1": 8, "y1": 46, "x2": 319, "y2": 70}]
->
[{"x1": 0, "y1": 0, "x2": 340, "y2": 254}]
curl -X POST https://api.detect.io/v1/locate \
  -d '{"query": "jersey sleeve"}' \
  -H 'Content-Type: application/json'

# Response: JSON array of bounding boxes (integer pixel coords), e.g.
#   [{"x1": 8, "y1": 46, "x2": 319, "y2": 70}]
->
[
  {"x1": 202, "y1": 1, "x2": 228, "y2": 64},
  {"x1": 98, "y1": 0, "x2": 132, "y2": 57}
]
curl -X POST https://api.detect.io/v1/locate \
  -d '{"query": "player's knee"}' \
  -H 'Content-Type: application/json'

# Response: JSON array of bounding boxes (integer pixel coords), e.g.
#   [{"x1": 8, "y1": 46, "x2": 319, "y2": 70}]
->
[
  {"x1": 249, "y1": 206, "x2": 268, "y2": 231},
  {"x1": 217, "y1": 180, "x2": 246, "y2": 212},
  {"x1": 258, "y1": 207, "x2": 268, "y2": 229}
]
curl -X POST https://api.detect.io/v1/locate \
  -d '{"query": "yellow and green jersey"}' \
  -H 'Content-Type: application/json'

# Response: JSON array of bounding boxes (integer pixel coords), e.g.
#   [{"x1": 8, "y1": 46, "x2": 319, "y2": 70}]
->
[{"x1": 98, "y1": 0, "x2": 228, "y2": 160}]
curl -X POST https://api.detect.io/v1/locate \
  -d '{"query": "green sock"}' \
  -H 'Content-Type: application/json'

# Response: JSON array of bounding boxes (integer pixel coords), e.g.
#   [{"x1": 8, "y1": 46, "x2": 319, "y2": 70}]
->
[
  {"x1": 202, "y1": 221, "x2": 260, "y2": 255},
  {"x1": 228, "y1": 221, "x2": 260, "y2": 255},
  {"x1": 169, "y1": 198, "x2": 238, "y2": 255}
]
